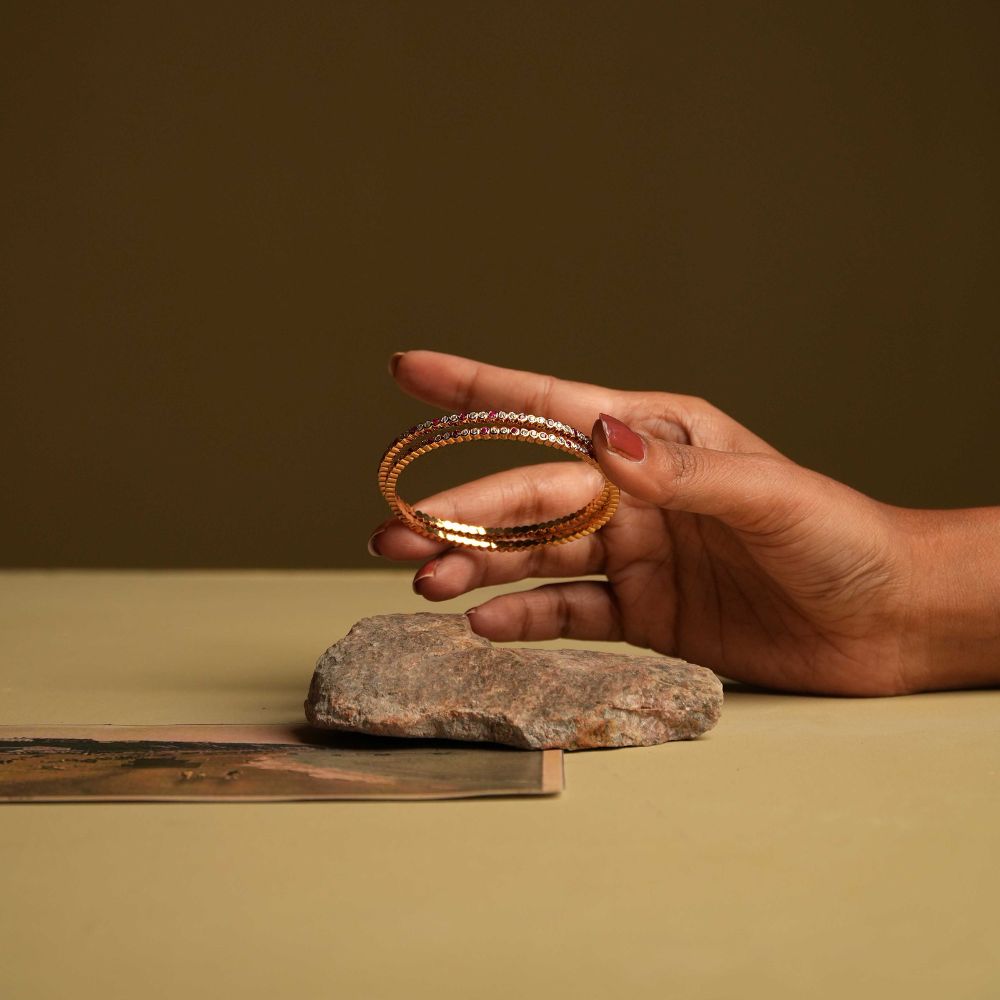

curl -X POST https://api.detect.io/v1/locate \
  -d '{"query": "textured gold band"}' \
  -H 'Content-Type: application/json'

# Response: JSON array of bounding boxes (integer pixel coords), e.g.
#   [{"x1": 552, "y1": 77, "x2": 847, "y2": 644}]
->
[{"x1": 378, "y1": 410, "x2": 620, "y2": 550}]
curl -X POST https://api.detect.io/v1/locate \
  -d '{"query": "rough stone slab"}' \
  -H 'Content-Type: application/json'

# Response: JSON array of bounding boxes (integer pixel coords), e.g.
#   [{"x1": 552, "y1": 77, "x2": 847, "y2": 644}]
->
[{"x1": 305, "y1": 613, "x2": 722, "y2": 750}]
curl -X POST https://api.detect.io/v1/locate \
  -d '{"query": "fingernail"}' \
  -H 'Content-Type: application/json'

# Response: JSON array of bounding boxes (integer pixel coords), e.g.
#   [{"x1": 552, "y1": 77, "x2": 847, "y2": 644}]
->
[
  {"x1": 598, "y1": 413, "x2": 645, "y2": 462},
  {"x1": 389, "y1": 352, "x2": 405, "y2": 377},
  {"x1": 366, "y1": 527, "x2": 386, "y2": 557},
  {"x1": 412, "y1": 558, "x2": 439, "y2": 593}
]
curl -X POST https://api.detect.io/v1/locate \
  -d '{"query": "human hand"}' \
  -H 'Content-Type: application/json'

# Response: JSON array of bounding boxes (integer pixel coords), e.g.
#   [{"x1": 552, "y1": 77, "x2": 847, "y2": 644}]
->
[{"x1": 369, "y1": 351, "x2": 1000, "y2": 696}]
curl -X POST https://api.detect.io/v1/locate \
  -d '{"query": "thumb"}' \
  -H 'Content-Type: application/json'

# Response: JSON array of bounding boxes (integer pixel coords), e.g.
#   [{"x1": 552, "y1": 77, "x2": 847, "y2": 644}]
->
[{"x1": 593, "y1": 412, "x2": 817, "y2": 536}]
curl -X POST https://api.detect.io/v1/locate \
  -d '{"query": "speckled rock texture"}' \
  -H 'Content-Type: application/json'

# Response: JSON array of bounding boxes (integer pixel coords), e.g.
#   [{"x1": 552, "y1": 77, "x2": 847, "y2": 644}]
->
[{"x1": 305, "y1": 613, "x2": 722, "y2": 750}]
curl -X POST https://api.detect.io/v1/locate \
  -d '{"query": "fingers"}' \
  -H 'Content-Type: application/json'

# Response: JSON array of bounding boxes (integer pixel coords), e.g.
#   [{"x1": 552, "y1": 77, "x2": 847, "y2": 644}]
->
[
  {"x1": 391, "y1": 350, "x2": 622, "y2": 432},
  {"x1": 593, "y1": 412, "x2": 820, "y2": 537},
  {"x1": 411, "y1": 541, "x2": 604, "y2": 602},
  {"x1": 389, "y1": 350, "x2": 784, "y2": 457},
  {"x1": 369, "y1": 461, "x2": 608, "y2": 598},
  {"x1": 466, "y1": 581, "x2": 623, "y2": 642},
  {"x1": 370, "y1": 461, "x2": 605, "y2": 562}
]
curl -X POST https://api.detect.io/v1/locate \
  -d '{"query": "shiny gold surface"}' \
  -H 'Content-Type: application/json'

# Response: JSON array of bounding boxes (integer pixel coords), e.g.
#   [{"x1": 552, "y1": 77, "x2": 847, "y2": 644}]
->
[
  {"x1": 1, "y1": 570, "x2": 998, "y2": 1000},
  {"x1": 379, "y1": 412, "x2": 619, "y2": 549}
]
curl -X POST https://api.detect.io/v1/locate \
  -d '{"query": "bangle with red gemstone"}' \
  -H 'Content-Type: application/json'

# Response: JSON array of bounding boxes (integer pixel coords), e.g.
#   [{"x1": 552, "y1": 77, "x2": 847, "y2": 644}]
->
[{"x1": 378, "y1": 410, "x2": 620, "y2": 550}]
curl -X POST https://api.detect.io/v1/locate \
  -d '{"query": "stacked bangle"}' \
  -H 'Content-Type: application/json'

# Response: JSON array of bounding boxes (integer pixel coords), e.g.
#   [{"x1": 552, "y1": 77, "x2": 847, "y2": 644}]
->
[{"x1": 378, "y1": 410, "x2": 620, "y2": 550}]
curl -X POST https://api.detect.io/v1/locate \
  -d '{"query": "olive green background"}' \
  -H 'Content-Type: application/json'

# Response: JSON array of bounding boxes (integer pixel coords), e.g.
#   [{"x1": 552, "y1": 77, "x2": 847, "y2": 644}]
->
[{"x1": 2, "y1": 1, "x2": 998, "y2": 568}]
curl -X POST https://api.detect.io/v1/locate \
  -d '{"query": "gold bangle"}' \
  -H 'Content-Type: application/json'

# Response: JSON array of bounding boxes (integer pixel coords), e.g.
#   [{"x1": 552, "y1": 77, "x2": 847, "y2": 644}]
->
[{"x1": 378, "y1": 410, "x2": 620, "y2": 550}]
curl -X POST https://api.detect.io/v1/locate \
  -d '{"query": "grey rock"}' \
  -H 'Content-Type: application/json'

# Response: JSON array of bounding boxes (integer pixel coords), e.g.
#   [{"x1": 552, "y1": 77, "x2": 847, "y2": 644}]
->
[{"x1": 305, "y1": 613, "x2": 722, "y2": 750}]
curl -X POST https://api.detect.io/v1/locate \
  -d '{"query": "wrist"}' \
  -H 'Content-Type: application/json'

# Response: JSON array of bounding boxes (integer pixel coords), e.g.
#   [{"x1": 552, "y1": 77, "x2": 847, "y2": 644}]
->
[{"x1": 898, "y1": 507, "x2": 1000, "y2": 692}]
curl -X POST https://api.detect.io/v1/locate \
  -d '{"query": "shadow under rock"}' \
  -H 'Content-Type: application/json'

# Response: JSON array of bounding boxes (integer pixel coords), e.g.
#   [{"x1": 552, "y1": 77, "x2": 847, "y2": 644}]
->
[{"x1": 293, "y1": 724, "x2": 529, "y2": 754}]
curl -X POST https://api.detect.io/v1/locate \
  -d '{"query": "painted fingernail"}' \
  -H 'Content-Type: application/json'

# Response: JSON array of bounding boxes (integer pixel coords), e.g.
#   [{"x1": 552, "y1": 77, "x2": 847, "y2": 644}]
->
[
  {"x1": 366, "y1": 527, "x2": 386, "y2": 557},
  {"x1": 389, "y1": 352, "x2": 405, "y2": 377},
  {"x1": 412, "y1": 558, "x2": 440, "y2": 593},
  {"x1": 598, "y1": 413, "x2": 645, "y2": 462}
]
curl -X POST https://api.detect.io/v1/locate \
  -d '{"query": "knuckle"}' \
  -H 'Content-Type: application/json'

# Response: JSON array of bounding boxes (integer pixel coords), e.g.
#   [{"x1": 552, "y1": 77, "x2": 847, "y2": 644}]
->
[
  {"x1": 646, "y1": 392, "x2": 720, "y2": 446},
  {"x1": 457, "y1": 368, "x2": 484, "y2": 414},
  {"x1": 667, "y1": 443, "x2": 701, "y2": 487},
  {"x1": 648, "y1": 416, "x2": 691, "y2": 444},
  {"x1": 684, "y1": 400, "x2": 727, "y2": 445},
  {"x1": 517, "y1": 596, "x2": 536, "y2": 638},
  {"x1": 549, "y1": 587, "x2": 572, "y2": 638}
]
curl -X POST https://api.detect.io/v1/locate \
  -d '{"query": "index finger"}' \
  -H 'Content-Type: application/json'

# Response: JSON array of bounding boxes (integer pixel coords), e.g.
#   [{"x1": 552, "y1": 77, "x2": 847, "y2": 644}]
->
[{"x1": 391, "y1": 350, "x2": 624, "y2": 432}]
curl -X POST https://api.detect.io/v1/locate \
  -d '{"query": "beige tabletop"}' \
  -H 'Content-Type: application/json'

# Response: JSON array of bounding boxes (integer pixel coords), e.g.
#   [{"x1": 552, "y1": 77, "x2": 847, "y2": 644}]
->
[{"x1": 1, "y1": 570, "x2": 997, "y2": 1000}]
